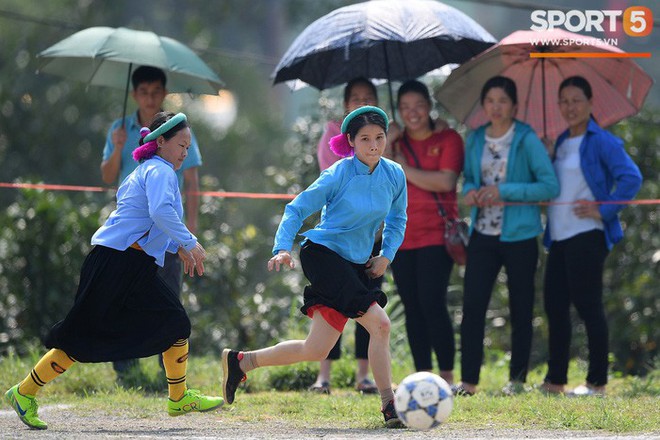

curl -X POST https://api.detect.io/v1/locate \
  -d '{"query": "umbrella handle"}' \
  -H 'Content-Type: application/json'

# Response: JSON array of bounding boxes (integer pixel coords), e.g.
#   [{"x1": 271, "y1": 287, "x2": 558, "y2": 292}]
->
[
  {"x1": 541, "y1": 58, "x2": 546, "y2": 139},
  {"x1": 121, "y1": 63, "x2": 133, "y2": 129},
  {"x1": 387, "y1": 79, "x2": 396, "y2": 123},
  {"x1": 383, "y1": 46, "x2": 396, "y2": 122}
]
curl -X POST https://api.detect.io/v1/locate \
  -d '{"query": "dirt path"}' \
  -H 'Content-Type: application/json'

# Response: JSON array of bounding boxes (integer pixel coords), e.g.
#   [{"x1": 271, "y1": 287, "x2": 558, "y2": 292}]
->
[{"x1": 1, "y1": 405, "x2": 658, "y2": 439}]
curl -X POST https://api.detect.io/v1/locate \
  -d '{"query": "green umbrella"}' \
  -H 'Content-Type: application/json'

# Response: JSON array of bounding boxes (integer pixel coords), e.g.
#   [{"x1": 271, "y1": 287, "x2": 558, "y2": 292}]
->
[{"x1": 37, "y1": 26, "x2": 224, "y2": 125}]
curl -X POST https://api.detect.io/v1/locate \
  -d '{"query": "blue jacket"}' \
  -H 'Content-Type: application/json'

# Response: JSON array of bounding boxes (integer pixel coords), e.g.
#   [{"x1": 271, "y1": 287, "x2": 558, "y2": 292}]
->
[
  {"x1": 543, "y1": 118, "x2": 642, "y2": 250},
  {"x1": 273, "y1": 156, "x2": 408, "y2": 264},
  {"x1": 463, "y1": 120, "x2": 559, "y2": 242}
]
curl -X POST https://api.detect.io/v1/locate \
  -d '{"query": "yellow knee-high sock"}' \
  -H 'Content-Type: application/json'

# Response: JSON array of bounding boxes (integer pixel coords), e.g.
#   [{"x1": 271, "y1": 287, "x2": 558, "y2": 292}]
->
[
  {"x1": 163, "y1": 339, "x2": 189, "y2": 401},
  {"x1": 18, "y1": 349, "x2": 76, "y2": 396}
]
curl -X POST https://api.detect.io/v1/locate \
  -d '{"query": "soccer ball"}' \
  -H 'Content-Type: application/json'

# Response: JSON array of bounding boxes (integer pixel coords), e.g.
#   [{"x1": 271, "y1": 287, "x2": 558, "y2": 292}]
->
[{"x1": 394, "y1": 372, "x2": 453, "y2": 430}]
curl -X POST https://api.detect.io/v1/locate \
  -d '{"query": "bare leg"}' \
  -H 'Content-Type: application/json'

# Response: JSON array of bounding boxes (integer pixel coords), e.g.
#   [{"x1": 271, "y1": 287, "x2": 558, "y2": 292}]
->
[
  {"x1": 314, "y1": 359, "x2": 332, "y2": 384},
  {"x1": 356, "y1": 358, "x2": 370, "y2": 382},
  {"x1": 354, "y1": 304, "x2": 392, "y2": 394},
  {"x1": 440, "y1": 370, "x2": 454, "y2": 385},
  {"x1": 242, "y1": 313, "x2": 341, "y2": 369},
  {"x1": 459, "y1": 382, "x2": 478, "y2": 394}
]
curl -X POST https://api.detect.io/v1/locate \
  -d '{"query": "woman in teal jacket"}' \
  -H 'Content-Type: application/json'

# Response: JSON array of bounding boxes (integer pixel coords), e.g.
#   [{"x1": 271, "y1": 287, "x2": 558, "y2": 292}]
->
[
  {"x1": 456, "y1": 76, "x2": 559, "y2": 396},
  {"x1": 541, "y1": 76, "x2": 642, "y2": 397}
]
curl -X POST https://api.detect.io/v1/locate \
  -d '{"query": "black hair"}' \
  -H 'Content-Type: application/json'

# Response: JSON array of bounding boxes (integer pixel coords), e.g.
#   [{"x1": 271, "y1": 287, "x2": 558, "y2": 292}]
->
[
  {"x1": 397, "y1": 79, "x2": 434, "y2": 130},
  {"x1": 345, "y1": 112, "x2": 388, "y2": 140},
  {"x1": 397, "y1": 79, "x2": 431, "y2": 106},
  {"x1": 139, "y1": 111, "x2": 189, "y2": 146},
  {"x1": 343, "y1": 77, "x2": 378, "y2": 105},
  {"x1": 132, "y1": 65, "x2": 167, "y2": 90},
  {"x1": 559, "y1": 75, "x2": 592, "y2": 100},
  {"x1": 480, "y1": 76, "x2": 517, "y2": 106}
]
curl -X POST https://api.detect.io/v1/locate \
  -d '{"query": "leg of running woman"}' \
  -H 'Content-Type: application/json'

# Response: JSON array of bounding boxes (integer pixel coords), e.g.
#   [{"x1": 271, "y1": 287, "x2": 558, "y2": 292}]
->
[
  {"x1": 222, "y1": 312, "x2": 340, "y2": 405},
  {"x1": 355, "y1": 303, "x2": 403, "y2": 428}
]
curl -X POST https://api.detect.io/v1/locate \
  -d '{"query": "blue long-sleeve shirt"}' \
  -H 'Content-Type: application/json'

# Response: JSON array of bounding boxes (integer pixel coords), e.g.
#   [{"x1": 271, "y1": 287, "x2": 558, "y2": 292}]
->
[
  {"x1": 463, "y1": 120, "x2": 559, "y2": 242},
  {"x1": 92, "y1": 156, "x2": 197, "y2": 266},
  {"x1": 273, "y1": 156, "x2": 408, "y2": 264},
  {"x1": 543, "y1": 118, "x2": 642, "y2": 250}
]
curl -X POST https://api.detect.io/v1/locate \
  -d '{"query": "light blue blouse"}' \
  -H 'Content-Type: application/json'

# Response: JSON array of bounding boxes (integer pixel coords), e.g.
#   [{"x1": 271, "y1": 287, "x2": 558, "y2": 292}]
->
[
  {"x1": 273, "y1": 156, "x2": 408, "y2": 264},
  {"x1": 92, "y1": 156, "x2": 197, "y2": 267}
]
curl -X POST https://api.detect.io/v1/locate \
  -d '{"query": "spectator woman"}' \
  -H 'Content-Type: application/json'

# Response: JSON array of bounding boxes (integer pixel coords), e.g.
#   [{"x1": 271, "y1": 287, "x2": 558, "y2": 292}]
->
[
  {"x1": 388, "y1": 80, "x2": 464, "y2": 385},
  {"x1": 457, "y1": 76, "x2": 559, "y2": 396},
  {"x1": 541, "y1": 76, "x2": 642, "y2": 397}
]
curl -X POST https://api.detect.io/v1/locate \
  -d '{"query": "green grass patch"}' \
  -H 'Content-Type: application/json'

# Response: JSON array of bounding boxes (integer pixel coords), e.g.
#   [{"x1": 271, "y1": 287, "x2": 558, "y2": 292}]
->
[{"x1": 1, "y1": 348, "x2": 658, "y2": 433}]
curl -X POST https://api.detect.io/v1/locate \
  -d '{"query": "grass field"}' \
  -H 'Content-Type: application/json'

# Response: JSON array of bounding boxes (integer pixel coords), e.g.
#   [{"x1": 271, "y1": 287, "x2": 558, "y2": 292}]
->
[{"x1": 1, "y1": 347, "x2": 658, "y2": 435}]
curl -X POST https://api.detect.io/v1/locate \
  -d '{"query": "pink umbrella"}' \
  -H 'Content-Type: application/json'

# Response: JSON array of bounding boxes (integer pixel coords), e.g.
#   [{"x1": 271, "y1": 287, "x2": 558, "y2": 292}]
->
[{"x1": 436, "y1": 29, "x2": 654, "y2": 140}]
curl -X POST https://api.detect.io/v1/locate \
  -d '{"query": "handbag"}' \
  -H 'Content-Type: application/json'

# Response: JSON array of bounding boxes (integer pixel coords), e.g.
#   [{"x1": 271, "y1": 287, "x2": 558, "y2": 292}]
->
[{"x1": 400, "y1": 135, "x2": 469, "y2": 265}]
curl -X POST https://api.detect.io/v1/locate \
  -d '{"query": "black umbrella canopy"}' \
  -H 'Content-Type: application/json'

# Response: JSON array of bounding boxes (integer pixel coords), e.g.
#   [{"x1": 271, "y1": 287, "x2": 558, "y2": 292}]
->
[{"x1": 273, "y1": 0, "x2": 496, "y2": 91}]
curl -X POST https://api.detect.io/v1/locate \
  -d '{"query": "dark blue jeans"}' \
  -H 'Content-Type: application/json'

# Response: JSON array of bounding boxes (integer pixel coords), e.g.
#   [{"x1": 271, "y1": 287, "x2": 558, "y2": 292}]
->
[
  {"x1": 460, "y1": 231, "x2": 538, "y2": 384},
  {"x1": 543, "y1": 230, "x2": 609, "y2": 386}
]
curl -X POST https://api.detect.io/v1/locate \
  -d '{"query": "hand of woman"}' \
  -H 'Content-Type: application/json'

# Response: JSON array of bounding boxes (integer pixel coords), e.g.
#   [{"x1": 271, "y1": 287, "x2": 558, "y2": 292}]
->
[
  {"x1": 391, "y1": 144, "x2": 408, "y2": 167},
  {"x1": 573, "y1": 199, "x2": 602, "y2": 219},
  {"x1": 383, "y1": 122, "x2": 401, "y2": 158},
  {"x1": 179, "y1": 243, "x2": 206, "y2": 277},
  {"x1": 476, "y1": 186, "x2": 501, "y2": 207},
  {"x1": 464, "y1": 190, "x2": 479, "y2": 206},
  {"x1": 387, "y1": 121, "x2": 403, "y2": 144},
  {"x1": 365, "y1": 255, "x2": 390, "y2": 279},
  {"x1": 268, "y1": 250, "x2": 295, "y2": 272},
  {"x1": 190, "y1": 243, "x2": 206, "y2": 276}
]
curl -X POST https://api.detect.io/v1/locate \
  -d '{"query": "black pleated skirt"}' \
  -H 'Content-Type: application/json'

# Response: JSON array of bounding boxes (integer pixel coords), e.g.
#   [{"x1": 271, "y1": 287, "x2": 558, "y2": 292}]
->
[
  {"x1": 45, "y1": 245, "x2": 191, "y2": 363},
  {"x1": 299, "y1": 241, "x2": 387, "y2": 319}
]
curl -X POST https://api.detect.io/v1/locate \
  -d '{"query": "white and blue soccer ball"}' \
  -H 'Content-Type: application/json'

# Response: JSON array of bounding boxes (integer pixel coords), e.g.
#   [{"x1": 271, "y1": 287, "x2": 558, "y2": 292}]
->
[{"x1": 394, "y1": 372, "x2": 453, "y2": 430}]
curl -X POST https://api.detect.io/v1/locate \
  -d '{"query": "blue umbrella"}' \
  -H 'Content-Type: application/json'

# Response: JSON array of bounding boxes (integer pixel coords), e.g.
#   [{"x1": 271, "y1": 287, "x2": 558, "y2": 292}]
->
[{"x1": 272, "y1": 0, "x2": 496, "y2": 114}]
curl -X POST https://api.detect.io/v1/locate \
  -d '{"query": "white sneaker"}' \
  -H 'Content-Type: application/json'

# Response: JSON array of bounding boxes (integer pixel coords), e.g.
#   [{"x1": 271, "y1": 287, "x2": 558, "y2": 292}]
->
[{"x1": 567, "y1": 384, "x2": 605, "y2": 397}]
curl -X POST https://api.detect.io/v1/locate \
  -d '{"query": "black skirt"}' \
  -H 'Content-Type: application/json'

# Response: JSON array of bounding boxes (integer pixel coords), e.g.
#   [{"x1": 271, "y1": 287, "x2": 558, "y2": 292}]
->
[
  {"x1": 299, "y1": 241, "x2": 387, "y2": 319},
  {"x1": 45, "y1": 246, "x2": 191, "y2": 363}
]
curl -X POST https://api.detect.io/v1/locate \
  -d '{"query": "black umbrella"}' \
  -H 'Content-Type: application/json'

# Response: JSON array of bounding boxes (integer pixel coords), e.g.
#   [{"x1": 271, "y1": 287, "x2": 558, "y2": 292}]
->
[{"x1": 272, "y1": 0, "x2": 496, "y2": 115}]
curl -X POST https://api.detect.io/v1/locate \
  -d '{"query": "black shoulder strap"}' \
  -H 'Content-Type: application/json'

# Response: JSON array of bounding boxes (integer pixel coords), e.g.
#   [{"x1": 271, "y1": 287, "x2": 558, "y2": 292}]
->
[{"x1": 400, "y1": 134, "x2": 449, "y2": 219}]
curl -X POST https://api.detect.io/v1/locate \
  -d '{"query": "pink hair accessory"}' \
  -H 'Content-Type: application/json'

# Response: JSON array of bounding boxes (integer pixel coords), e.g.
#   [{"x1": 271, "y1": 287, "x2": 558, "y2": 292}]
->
[
  {"x1": 329, "y1": 133, "x2": 353, "y2": 158},
  {"x1": 132, "y1": 139, "x2": 159, "y2": 162},
  {"x1": 139, "y1": 127, "x2": 151, "y2": 138}
]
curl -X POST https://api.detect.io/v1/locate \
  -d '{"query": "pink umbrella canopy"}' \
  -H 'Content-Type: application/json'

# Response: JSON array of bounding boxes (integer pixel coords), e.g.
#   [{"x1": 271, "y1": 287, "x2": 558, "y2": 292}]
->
[{"x1": 436, "y1": 29, "x2": 654, "y2": 140}]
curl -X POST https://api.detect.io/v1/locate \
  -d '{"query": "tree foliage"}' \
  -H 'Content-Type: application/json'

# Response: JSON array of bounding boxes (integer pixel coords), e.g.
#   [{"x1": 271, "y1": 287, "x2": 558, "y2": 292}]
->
[{"x1": 0, "y1": 1, "x2": 656, "y2": 376}]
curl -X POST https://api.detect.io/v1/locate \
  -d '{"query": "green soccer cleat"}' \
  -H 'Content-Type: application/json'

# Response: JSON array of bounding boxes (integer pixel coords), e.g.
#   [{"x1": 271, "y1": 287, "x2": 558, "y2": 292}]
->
[
  {"x1": 167, "y1": 388, "x2": 224, "y2": 416},
  {"x1": 4, "y1": 384, "x2": 48, "y2": 430}
]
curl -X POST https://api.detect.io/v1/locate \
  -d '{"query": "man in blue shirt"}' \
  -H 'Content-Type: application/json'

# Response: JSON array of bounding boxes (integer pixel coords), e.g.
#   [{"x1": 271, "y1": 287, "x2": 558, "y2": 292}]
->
[{"x1": 100, "y1": 66, "x2": 203, "y2": 381}]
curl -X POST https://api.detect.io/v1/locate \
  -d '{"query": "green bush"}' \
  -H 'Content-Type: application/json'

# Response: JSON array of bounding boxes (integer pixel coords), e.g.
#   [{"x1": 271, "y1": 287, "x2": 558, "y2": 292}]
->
[
  {"x1": 0, "y1": 109, "x2": 656, "y2": 377},
  {"x1": 0, "y1": 187, "x2": 110, "y2": 356}
]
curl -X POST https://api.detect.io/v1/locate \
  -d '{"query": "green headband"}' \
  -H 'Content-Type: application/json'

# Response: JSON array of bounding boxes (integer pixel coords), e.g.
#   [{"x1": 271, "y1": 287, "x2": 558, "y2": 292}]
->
[
  {"x1": 340, "y1": 105, "x2": 389, "y2": 133},
  {"x1": 143, "y1": 113, "x2": 188, "y2": 142}
]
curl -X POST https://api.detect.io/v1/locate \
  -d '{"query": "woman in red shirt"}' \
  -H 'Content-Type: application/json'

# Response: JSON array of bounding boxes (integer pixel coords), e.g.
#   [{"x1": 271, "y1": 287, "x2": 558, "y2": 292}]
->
[{"x1": 389, "y1": 80, "x2": 464, "y2": 385}]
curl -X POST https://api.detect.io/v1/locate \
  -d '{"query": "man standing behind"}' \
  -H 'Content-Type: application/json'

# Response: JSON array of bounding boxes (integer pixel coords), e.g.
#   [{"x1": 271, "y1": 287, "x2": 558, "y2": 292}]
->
[{"x1": 101, "y1": 66, "x2": 202, "y2": 381}]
